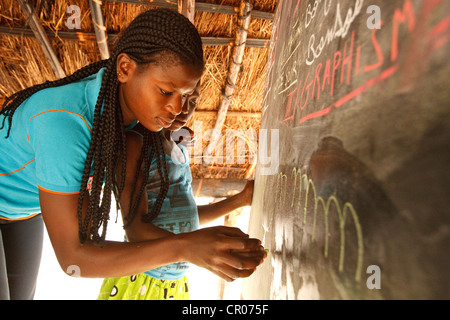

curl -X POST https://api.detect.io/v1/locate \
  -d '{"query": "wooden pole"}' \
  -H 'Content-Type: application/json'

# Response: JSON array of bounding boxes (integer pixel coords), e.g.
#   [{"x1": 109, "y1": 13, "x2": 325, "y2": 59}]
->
[
  {"x1": 18, "y1": 0, "x2": 66, "y2": 79},
  {"x1": 204, "y1": 0, "x2": 252, "y2": 157},
  {"x1": 89, "y1": 0, "x2": 110, "y2": 60},
  {"x1": 178, "y1": 0, "x2": 195, "y2": 23}
]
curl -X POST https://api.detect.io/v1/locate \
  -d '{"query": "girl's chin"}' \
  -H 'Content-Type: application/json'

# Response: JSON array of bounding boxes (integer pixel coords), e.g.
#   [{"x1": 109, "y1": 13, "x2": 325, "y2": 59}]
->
[
  {"x1": 168, "y1": 124, "x2": 183, "y2": 131},
  {"x1": 169, "y1": 121, "x2": 187, "y2": 131},
  {"x1": 140, "y1": 121, "x2": 164, "y2": 132}
]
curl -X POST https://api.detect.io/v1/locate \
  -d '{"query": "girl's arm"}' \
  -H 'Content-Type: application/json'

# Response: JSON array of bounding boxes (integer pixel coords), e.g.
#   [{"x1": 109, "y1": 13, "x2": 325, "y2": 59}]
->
[
  {"x1": 197, "y1": 180, "x2": 254, "y2": 226},
  {"x1": 123, "y1": 130, "x2": 254, "y2": 237},
  {"x1": 39, "y1": 130, "x2": 265, "y2": 282},
  {"x1": 40, "y1": 190, "x2": 264, "y2": 282}
]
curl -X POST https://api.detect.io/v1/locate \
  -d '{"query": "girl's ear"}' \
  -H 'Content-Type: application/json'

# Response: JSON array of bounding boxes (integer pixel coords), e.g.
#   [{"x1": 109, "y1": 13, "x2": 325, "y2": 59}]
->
[{"x1": 116, "y1": 53, "x2": 137, "y2": 83}]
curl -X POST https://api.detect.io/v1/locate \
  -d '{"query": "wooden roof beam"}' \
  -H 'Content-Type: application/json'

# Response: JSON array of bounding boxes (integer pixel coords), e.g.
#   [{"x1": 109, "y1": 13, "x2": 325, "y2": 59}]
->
[
  {"x1": 105, "y1": 0, "x2": 274, "y2": 20},
  {"x1": 195, "y1": 110, "x2": 261, "y2": 118},
  {"x1": 204, "y1": 0, "x2": 252, "y2": 157},
  {"x1": 0, "y1": 27, "x2": 269, "y2": 48},
  {"x1": 18, "y1": 0, "x2": 66, "y2": 79},
  {"x1": 89, "y1": 0, "x2": 110, "y2": 60}
]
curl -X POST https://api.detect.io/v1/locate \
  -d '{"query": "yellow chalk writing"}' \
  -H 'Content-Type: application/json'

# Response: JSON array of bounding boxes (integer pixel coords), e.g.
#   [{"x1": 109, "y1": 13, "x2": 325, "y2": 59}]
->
[{"x1": 274, "y1": 167, "x2": 364, "y2": 282}]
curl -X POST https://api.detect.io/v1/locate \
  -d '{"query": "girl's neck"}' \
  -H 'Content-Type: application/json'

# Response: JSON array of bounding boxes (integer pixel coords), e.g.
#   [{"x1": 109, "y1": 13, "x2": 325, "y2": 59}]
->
[{"x1": 163, "y1": 129, "x2": 171, "y2": 141}]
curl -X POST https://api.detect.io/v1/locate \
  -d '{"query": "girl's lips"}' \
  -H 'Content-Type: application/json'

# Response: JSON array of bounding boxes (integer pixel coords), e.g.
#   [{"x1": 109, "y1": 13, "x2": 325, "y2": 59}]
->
[
  {"x1": 156, "y1": 117, "x2": 172, "y2": 128},
  {"x1": 173, "y1": 120, "x2": 187, "y2": 126}
]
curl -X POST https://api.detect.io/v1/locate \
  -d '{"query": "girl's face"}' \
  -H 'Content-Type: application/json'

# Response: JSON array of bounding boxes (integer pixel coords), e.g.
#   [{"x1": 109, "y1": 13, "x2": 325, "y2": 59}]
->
[
  {"x1": 117, "y1": 53, "x2": 202, "y2": 132},
  {"x1": 168, "y1": 86, "x2": 199, "y2": 132}
]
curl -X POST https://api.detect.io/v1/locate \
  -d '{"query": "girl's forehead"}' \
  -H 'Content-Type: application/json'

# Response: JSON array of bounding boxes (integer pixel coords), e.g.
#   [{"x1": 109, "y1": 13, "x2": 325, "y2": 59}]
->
[{"x1": 146, "y1": 62, "x2": 201, "y2": 89}]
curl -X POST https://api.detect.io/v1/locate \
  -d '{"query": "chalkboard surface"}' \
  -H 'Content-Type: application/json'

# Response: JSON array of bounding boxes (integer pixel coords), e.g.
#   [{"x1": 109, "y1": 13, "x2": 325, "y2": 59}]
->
[{"x1": 242, "y1": 0, "x2": 450, "y2": 299}]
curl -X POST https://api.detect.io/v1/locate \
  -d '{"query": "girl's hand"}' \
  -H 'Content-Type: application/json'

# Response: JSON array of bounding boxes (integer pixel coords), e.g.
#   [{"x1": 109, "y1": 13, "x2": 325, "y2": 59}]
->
[
  {"x1": 179, "y1": 226, "x2": 266, "y2": 282},
  {"x1": 240, "y1": 180, "x2": 254, "y2": 206}
]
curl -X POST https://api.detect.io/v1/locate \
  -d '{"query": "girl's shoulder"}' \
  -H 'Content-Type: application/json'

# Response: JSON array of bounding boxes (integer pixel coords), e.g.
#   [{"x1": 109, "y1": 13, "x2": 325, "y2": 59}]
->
[{"x1": 23, "y1": 68, "x2": 106, "y2": 118}]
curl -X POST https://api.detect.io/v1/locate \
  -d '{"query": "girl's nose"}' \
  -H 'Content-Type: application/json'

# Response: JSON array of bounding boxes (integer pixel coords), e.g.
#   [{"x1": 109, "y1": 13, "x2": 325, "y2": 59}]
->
[
  {"x1": 167, "y1": 95, "x2": 183, "y2": 116},
  {"x1": 180, "y1": 97, "x2": 190, "y2": 115}
]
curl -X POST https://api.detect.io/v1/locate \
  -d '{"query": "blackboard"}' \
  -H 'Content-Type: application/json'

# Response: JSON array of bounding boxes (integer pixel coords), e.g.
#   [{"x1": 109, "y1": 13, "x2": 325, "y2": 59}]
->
[{"x1": 242, "y1": 0, "x2": 450, "y2": 299}]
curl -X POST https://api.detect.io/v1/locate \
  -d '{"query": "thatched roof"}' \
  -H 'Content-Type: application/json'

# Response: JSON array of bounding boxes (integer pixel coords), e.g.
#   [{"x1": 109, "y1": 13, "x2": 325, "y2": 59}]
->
[{"x1": 0, "y1": 0, "x2": 277, "y2": 180}]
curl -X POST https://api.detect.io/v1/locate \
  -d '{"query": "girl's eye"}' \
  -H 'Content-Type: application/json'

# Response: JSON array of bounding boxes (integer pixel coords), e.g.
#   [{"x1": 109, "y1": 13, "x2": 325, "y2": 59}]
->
[
  {"x1": 189, "y1": 99, "x2": 198, "y2": 107},
  {"x1": 160, "y1": 88, "x2": 173, "y2": 96}
]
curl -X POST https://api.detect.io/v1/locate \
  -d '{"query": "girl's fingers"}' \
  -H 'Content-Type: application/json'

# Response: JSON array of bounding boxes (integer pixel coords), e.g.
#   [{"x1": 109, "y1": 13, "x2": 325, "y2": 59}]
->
[
  {"x1": 210, "y1": 263, "x2": 256, "y2": 282},
  {"x1": 209, "y1": 268, "x2": 235, "y2": 282},
  {"x1": 184, "y1": 226, "x2": 266, "y2": 280},
  {"x1": 218, "y1": 248, "x2": 266, "y2": 271},
  {"x1": 215, "y1": 226, "x2": 249, "y2": 238}
]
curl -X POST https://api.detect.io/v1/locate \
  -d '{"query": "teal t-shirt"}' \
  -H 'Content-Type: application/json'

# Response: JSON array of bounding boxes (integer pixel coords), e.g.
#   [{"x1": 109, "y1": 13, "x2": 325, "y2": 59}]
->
[
  {"x1": 144, "y1": 143, "x2": 199, "y2": 280},
  {"x1": 0, "y1": 68, "x2": 105, "y2": 220}
]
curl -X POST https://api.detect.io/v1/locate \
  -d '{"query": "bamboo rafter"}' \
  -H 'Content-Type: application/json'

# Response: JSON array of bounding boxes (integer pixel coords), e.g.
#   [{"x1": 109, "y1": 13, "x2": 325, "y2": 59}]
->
[
  {"x1": 178, "y1": 0, "x2": 195, "y2": 23},
  {"x1": 17, "y1": 0, "x2": 66, "y2": 79},
  {"x1": 89, "y1": 0, "x2": 110, "y2": 60},
  {"x1": 204, "y1": 0, "x2": 252, "y2": 157}
]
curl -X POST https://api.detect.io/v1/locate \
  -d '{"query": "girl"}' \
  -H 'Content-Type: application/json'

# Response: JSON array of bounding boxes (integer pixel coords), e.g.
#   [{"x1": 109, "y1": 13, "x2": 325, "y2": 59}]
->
[
  {"x1": 98, "y1": 87, "x2": 259, "y2": 300},
  {"x1": 0, "y1": 9, "x2": 265, "y2": 300}
]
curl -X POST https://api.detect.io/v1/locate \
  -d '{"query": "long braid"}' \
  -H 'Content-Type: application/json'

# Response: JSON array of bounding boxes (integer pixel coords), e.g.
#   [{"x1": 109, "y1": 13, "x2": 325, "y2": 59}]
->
[
  {"x1": 1, "y1": 8, "x2": 203, "y2": 246},
  {"x1": 122, "y1": 129, "x2": 152, "y2": 228},
  {"x1": 76, "y1": 58, "x2": 120, "y2": 245},
  {"x1": 115, "y1": 9, "x2": 203, "y2": 232},
  {"x1": 123, "y1": 130, "x2": 170, "y2": 227},
  {"x1": 142, "y1": 131, "x2": 170, "y2": 223},
  {"x1": 80, "y1": 8, "x2": 203, "y2": 245}
]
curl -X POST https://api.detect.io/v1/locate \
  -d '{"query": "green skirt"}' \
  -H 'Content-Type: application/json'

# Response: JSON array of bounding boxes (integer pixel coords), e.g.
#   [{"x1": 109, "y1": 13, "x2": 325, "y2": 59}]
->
[{"x1": 97, "y1": 274, "x2": 189, "y2": 300}]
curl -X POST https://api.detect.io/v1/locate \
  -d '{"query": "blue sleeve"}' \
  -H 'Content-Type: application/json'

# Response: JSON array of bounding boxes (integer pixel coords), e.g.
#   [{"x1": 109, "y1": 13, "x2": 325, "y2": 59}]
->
[{"x1": 28, "y1": 109, "x2": 92, "y2": 194}]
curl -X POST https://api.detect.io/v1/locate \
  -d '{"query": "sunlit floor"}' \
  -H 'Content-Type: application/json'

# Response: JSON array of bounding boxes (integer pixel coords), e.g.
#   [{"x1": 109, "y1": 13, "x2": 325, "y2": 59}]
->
[{"x1": 34, "y1": 198, "x2": 249, "y2": 300}]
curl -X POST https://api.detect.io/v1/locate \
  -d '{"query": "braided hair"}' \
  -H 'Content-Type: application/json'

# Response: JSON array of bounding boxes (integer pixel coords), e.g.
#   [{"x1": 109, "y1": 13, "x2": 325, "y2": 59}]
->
[
  {"x1": 0, "y1": 9, "x2": 204, "y2": 246},
  {"x1": 122, "y1": 128, "x2": 170, "y2": 228}
]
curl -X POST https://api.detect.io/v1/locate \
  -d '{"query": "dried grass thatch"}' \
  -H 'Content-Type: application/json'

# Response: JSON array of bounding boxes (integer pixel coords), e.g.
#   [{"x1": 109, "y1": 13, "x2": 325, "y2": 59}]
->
[{"x1": 0, "y1": 0, "x2": 277, "y2": 179}]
